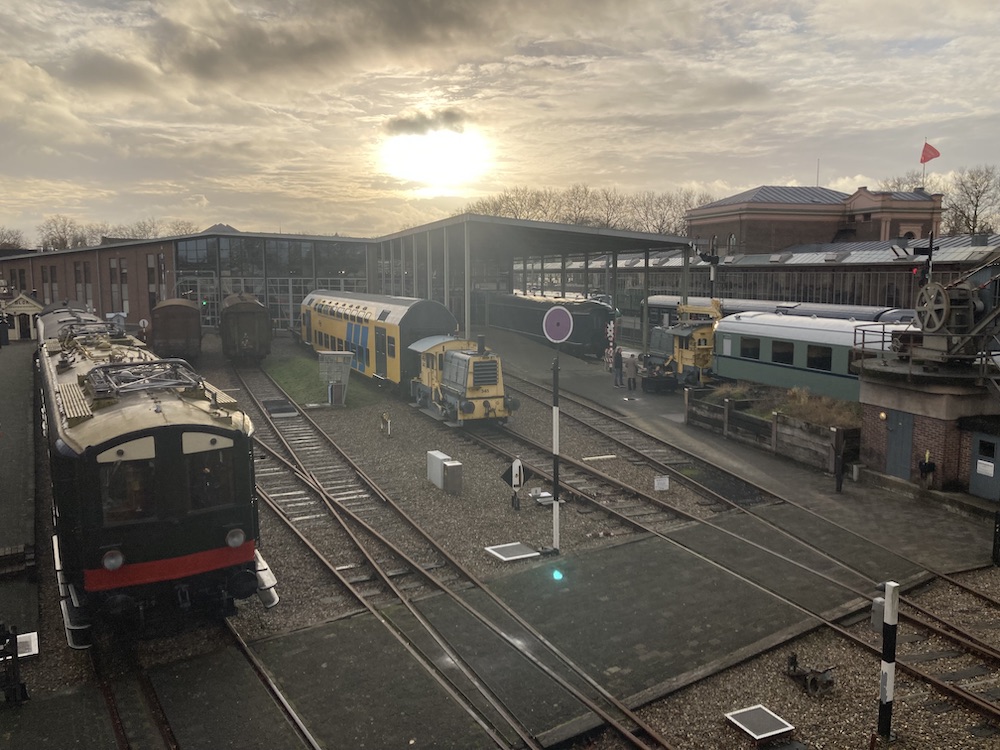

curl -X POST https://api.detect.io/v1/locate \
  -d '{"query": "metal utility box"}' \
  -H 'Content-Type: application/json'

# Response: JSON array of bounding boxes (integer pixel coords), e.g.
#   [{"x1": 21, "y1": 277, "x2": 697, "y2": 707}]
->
[
  {"x1": 870, "y1": 597, "x2": 885, "y2": 632},
  {"x1": 427, "y1": 451, "x2": 451, "y2": 488},
  {"x1": 442, "y1": 460, "x2": 463, "y2": 495}
]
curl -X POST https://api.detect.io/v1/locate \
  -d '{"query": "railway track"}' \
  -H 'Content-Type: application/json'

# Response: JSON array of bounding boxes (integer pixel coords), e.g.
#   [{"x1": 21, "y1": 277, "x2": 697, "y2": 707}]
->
[
  {"x1": 89, "y1": 622, "x2": 320, "y2": 750},
  {"x1": 231, "y1": 365, "x2": 679, "y2": 749},
  {"x1": 492, "y1": 373, "x2": 1000, "y2": 730}
]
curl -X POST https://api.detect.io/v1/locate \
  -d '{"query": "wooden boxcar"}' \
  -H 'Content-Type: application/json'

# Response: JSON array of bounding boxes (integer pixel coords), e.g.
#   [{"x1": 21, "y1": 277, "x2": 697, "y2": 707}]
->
[
  {"x1": 149, "y1": 298, "x2": 202, "y2": 360},
  {"x1": 220, "y1": 293, "x2": 272, "y2": 362}
]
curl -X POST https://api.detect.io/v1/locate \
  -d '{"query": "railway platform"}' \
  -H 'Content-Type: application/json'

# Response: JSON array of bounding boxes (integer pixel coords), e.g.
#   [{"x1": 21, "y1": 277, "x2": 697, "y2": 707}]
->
[{"x1": 0, "y1": 340, "x2": 38, "y2": 635}]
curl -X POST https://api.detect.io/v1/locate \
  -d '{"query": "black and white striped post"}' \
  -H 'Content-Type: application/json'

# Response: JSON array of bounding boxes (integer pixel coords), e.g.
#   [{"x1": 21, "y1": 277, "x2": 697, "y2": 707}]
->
[
  {"x1": 877, "y1": 580, "x2": 899, "y2": 741},
  {"x1": 542, "y1": 306, "x2": 573, "y2": 554}
]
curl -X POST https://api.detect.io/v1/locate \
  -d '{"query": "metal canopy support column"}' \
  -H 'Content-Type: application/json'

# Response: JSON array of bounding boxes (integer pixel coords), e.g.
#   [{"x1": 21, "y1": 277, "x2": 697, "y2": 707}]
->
[
  {"x1": 642, "y1": 248, "x2": 650, "y2": 355},
  {"x1": 383, "y1": 240, "x2": 396, "y2": 294},
  {"x1": 522, "y1": 256, "x2": 528, "y2": 294},
  {"x1": 681, "y1": 243, "x2": 691, "y2": 307},
  {"x1": 426, "y1": 230, "x2": 432, "y2": 300},
  {"x1": 412, "y1": 234, "x2": 418, "y2": 297},
  {"x1": 540, "y1": 254, "x2": 546, "y2": 296},
  {"x1": 379, "y1": 241, "x2": 386, "y2": 294},
  {"x1": 583, "y1": 253, "x2": 590, "y2": 297},
  {"x1": 444, "y1": 227, "x2": 451, "y2": 313},
  {"x1": 560, "y1": 255, "x2": 567, "y2": 298},
  {"x1": 611, "y1": 249, "x2": 618, "y2": 344},
  {"x1": 463, "y1": 220, "x2": 471, "y2": 337}
]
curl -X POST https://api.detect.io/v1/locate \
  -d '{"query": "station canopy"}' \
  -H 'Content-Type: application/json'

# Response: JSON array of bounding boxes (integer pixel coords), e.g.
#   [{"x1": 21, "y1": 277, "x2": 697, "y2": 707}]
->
[{"x1": 378, "y1": 214, "x2": 692, "y2": 266}]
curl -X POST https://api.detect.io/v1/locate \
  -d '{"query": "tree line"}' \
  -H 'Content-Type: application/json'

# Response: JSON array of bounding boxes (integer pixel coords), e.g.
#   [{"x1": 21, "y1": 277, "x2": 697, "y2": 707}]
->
[
  {"x1": 460, "y1": 184, "x2": 715, "y2": 236},
  {"x1": 461, "y1": 166, "x2": 1000, "y2": 238},
  {"x1": 0, "y1": 216, "x2": 200, "y2": 251},
  {"x1": 875, "y1": 165, "x2": 999, "y2": 236},
  {"x1": 2, "y1": 165, "x2": 997, "y2": 252}
]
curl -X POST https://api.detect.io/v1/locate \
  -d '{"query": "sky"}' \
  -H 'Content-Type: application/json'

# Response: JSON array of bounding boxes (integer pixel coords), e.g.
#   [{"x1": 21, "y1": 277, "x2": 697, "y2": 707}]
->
[{"x1": 1, "y1": 0, "x2": 998, "y2": 245}]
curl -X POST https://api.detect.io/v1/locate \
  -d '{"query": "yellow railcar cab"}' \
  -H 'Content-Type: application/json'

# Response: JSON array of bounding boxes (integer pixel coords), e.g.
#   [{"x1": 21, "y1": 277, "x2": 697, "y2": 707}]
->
[{"x1": 409, "y1": 335, "x2": 518, "y2": 424}]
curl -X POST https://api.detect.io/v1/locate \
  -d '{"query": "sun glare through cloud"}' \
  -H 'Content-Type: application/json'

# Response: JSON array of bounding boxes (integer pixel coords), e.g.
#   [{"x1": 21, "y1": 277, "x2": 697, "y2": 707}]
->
[{"x1": 379, "y1": 129, "x2": 492, "y2": 192}]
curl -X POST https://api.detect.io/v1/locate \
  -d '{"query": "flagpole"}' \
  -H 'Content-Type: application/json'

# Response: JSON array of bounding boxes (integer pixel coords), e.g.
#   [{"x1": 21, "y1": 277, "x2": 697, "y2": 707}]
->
[{"x1": 922, "y1": 139, "x2": 927, "y2": 184}]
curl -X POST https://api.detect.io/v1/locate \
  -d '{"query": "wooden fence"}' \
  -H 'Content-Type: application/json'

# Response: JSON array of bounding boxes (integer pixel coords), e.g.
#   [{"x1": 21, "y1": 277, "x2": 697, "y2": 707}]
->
[{"x1": 685, "y1": 391, "x2": 859, "y2": 473}]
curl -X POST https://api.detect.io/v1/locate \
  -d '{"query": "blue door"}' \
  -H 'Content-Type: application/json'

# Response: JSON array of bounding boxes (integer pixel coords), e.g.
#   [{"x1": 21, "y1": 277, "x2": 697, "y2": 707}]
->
[
  {"x1": 884, "y1": 409, "x2": 913, "y2": 480},
  {"x1": 969, "y1": 433, "x2": 1000, "y2": 501}
]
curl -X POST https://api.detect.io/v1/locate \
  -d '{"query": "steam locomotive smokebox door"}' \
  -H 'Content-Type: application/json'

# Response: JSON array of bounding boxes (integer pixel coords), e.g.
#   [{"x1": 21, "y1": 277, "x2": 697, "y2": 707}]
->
[{"x1": 442, "y1": 460, "x2": 463, "y2": 495}]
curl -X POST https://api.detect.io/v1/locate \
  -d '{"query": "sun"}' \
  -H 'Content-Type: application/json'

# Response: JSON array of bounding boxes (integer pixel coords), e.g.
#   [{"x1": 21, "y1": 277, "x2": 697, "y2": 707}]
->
[{"x1": 379, "y1": 129, "x2": 492, "y2": 190}]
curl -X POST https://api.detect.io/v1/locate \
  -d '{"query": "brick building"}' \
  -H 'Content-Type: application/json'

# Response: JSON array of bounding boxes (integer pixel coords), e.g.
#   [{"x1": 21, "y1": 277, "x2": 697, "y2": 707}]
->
[{"x1": 686, "y1": 185, "x2": 943, "y2": 255}]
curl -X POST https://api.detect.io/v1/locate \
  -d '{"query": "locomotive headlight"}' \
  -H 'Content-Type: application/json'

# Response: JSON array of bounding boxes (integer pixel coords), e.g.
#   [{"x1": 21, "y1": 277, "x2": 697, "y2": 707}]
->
[
  {"x1": 226, "y1": 528, "x2": 246, "y2": 548},
  {"x1": 460, "y1": 400, "x2": 476, "y2": 414},
  {"x1": 102, "y1": 549, "x2": 125, "y2": 571}
]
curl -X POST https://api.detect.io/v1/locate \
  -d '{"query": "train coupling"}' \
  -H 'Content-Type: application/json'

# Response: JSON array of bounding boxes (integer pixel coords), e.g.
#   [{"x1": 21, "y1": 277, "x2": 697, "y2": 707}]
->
[{"x1": 254, "y1": 551, "x2": 279, "y2": 609}]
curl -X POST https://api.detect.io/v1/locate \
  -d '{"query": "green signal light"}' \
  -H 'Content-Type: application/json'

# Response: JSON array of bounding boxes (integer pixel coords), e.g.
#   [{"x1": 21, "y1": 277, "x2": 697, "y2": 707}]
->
[{"x1": 552, "y1": 570, "x2": 563, "y2": 581}]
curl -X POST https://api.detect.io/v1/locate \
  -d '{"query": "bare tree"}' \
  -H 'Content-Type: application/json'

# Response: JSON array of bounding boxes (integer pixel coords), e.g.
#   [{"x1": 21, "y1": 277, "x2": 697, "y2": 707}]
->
[
  {"x1": 466, "y1": 188, "x2": 532, "y2": 220},
  {"x1": 877, "y1": 166, "x2": 1000, "y2": 236},
  {"x1": 876, "y1": 170, "x2": 949, "y2": 195},
  {"x1": 0, "y1": 226, "x2": 26, "y2": 249},
  {"x1": 164, "y1": 219, "x2": 201, "y2": 236},
  {"x1": 462, "y1": 185, "x2": 716, "y2": 235},
  {"x1": 35, "y1": 215, "x2": 206, "y2": 249},
  {"x1": 558, "y1": 184, "x2": 596, "y2": 226},
  {"x1": 592, "y1": 188, "x2": 629, "y2": 229},
  {"x1": 82, "y1": 221, "x2": 112, "y2": 246},
  {"x1": 37, "y1": 215, "x2": 87, "y2": 250},
  {"x1": 944, "y1": 165, "x2": 1000, "y2": 235}
]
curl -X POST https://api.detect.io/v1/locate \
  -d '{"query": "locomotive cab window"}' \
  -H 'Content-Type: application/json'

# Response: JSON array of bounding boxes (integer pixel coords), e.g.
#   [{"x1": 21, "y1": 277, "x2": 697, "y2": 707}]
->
[
  {"x1": 387, "y1": 336, "x2": 396, "y2": 358},
  {"x1": 101, "y1": 459, "x2": 156, "y2": 525},
  {"x1": 186, "y1": 450, "x2": 235, "y2": 510},
  {"x1": 184, "y1": 433, "x2": 236, "y2": 511},
  {"x1": 97, "y1": 436, "x2": 157, "y2": 525}
]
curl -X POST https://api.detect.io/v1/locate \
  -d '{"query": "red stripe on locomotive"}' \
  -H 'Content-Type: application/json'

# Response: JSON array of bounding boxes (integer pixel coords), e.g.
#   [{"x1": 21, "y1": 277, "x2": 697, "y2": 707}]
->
[{"x1": 83, "y1": 541, "x2": 256, "y2": 591}]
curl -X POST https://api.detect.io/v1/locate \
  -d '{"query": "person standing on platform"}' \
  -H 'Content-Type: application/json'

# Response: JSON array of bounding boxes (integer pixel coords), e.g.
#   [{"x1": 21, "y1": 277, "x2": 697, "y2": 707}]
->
[
  {"x1": 625, "y1": 353, "x2": 638, "y2": 392},
  {"x1": 613, "y1": 346, "x2": 624, "y2": 388}
]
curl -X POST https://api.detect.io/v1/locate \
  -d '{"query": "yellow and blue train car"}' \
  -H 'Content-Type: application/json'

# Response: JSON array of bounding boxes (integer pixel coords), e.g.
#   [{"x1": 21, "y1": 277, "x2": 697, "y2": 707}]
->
[{"x1": 300, "y1": 291, "x2": 460, "y2": 386}]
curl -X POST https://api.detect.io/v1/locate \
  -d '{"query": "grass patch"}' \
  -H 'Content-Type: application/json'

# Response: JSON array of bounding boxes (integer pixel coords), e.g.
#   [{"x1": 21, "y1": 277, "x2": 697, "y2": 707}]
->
[
  {"x1": 261, "y1": 347, "x2": 386, "y2": 408},
  {"x1": 702, "y1": 381, "x2": 862, "y2": 428}
]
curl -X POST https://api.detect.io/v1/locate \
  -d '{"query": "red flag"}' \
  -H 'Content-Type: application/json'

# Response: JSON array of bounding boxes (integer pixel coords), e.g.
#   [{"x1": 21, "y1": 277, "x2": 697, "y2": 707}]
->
[{"x1": 920, "y1": 142, "x2": 940, "y2": 164}]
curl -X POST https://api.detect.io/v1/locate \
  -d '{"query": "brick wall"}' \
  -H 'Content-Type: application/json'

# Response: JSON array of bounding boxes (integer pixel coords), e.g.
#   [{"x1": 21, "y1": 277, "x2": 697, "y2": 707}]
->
[
  {"x1": 912, "y1": 414, "x2": 962, "y2": 490},
  {"x1": 861, "y1": 404, "x2": 967, "y2": 491}
]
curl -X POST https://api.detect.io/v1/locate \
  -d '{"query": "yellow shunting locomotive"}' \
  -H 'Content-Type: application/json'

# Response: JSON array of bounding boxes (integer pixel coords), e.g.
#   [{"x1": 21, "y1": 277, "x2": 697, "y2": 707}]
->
[{"x1": 300, "y1": 290, "x2": 518, "y2": 424}]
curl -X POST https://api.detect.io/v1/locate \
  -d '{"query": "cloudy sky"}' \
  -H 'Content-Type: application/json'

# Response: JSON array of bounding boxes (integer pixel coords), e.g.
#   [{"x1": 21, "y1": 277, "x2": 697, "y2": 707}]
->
[{"x1": 1, "y1": 1, "x2": 997, "y2": 244}]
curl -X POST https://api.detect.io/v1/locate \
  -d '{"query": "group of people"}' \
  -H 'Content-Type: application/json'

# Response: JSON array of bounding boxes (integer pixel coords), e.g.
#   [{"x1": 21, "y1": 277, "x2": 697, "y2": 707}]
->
[{"x1": 612, "y1": 346, "x2": 639, "y2": 391}]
